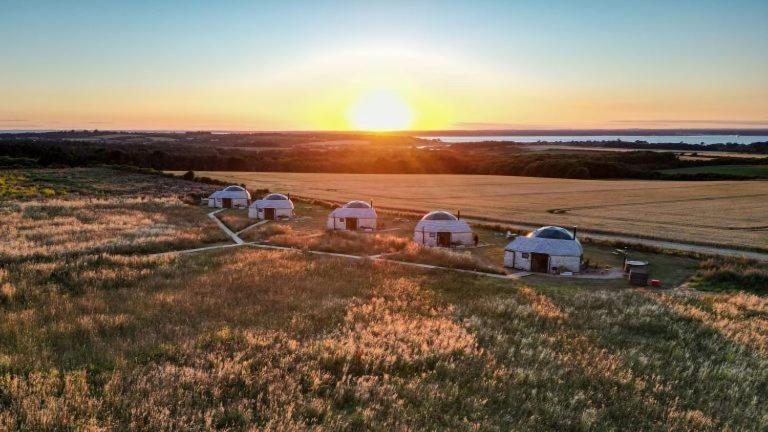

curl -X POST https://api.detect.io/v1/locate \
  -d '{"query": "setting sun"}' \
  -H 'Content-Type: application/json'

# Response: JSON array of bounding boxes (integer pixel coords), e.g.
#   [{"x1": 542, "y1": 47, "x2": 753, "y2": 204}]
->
[{"x1": 348, "y1": 91, "x2": 414, "y2": 131}]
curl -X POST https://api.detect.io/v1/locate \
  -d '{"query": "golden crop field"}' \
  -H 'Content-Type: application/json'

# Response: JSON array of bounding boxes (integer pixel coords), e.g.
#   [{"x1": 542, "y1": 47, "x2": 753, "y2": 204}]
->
[{"x1": 190, "y1": 172, "x2": 768, "y2": 251}]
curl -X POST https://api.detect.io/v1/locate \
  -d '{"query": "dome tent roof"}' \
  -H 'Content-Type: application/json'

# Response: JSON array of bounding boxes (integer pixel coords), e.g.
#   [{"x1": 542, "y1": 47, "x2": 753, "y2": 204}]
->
[
  {"x1": 415, "y1": 210, "x2": 471, "y2": 234},
  {"x1": 506, "y1": 226, "x2": 582, "y2": 256},
  {"x1": 344, "y1": 200, "x2": 371, "y2": 209},
  {"x1": 264, "y1": 193, "x2": 289, "y2": 201},
  {"x1": 330, "y1": 200, "x2": 377, "y2": 219},
  {"x1": 421, "y1": 210, "x2": 458, "y2": 221},
  {"x1": 529, "y1": 226, "x2": 575, "y2": 240},
  {"x1": 251, "y1": 193, "x2": 294, "y2": 209},
  {"x1": 209, "y1": 185, "x2": 250, "y2": 200}
]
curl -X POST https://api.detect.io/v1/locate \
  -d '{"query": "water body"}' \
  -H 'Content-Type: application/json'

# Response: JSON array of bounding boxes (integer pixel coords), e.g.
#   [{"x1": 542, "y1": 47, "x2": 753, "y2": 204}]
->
[{"x1": 421, "y1": 135, "x2": 768, "y2": 145}]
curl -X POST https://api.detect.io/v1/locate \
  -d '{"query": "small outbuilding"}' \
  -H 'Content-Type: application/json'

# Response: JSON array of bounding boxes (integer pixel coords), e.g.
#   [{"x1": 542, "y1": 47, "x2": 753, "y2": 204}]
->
[
  {"x1": 207, "y1": 185, "x2": 251, "y2": 208},
  {"x1": 413, "y1": 210, "x2": 474, "y2": 247},
  {"x1": 327, "y1": 200, "x2": 377, "y2": 231},
  {"x1": 249, "y1": 193, "x2": 294, "y2": 220},
  {"x1": 504, "y1": 226, "x2": 582, "y2": 274}
]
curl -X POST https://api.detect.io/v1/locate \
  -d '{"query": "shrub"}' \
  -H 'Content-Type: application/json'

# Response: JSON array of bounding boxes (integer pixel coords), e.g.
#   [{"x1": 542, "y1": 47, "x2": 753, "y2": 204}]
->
[{"x1": 693, "y1": 258, "x2": 768, "y2": 293}]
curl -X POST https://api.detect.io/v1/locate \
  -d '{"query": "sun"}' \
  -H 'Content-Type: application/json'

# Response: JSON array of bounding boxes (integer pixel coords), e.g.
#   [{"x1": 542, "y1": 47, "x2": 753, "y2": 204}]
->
[{"x1": 348, "y1": 91, "x2": 414, "y2": 131}]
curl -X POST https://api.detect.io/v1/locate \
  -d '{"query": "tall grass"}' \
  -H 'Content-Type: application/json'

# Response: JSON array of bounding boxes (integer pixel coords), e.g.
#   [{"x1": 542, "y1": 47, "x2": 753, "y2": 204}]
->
[
  {"x1": 388, "y1": 243, "x2": 505, "y2": 274},
  {"x1": 4, "y1": 248, "x2": 766, "y2": 429},
  {"x1": 245, "y1": 224, "x2": 410, "y2": 255},
  {"x1": 0, "y1": 197, "x2": 226, "y2": 262},
  {"x1": 693, "y1": 257, "x2": 768, "y2": 293},
  {"x1": 2, "y1": 168, "x2": 768, "y2": 430}
]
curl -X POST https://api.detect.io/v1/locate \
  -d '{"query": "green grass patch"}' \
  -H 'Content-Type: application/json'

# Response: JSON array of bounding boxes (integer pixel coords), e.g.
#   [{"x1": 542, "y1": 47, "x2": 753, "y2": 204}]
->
[
  {"x1": 692, "y1": 257, "x2": 768, "y2": 293},
  {"x1": 661, "y1": 164, "x2": 768, "y2": 177}
]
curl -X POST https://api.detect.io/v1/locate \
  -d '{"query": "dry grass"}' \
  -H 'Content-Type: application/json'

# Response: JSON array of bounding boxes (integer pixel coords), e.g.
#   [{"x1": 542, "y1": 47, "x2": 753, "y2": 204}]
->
[
  {"x1": 389, "y1": 243, "x2": 505, "y2": 274},
  {"x1": 3, "y1": 167, "x2": 768, "y2": 430},
  {"x1": 248, "y1": 224, "x2": 410, "y2": 255},
  {"x1": 190, "y1": 171, "x2": 768, "y2": 250},
  {"x1": 216, "y1": 209, "x2": 254, "y2": 232},
  {"x1": 0, "y1": 168, "x2": 227, "y2": 263},
  {"x1": 0, "y1": 197, "x2": 226, "y2": 262},
  {"x1": 3, "y1": 248, "x2": 767, "y2": 430}
]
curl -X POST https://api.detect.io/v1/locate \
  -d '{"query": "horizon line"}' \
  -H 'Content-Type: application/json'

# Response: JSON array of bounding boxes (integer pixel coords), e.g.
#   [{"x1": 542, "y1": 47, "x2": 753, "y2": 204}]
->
[{"x1": 3, "y1": 127, "x2": 768, "y2": 136}]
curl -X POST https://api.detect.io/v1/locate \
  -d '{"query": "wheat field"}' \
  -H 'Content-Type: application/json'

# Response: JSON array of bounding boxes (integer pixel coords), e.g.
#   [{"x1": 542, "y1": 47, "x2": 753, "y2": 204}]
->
[{"x1": 191, "y1": 172, "x2": 768, "y2": 250}]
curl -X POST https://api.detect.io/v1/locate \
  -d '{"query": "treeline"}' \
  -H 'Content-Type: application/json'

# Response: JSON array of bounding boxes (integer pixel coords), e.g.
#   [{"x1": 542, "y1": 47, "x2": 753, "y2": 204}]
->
[
  {"x1": 0, "y1": 135, "x2": 763, "y2": 180},
  {"x1": 505, "y1": 140, "x2": 768, "y2": 154}
]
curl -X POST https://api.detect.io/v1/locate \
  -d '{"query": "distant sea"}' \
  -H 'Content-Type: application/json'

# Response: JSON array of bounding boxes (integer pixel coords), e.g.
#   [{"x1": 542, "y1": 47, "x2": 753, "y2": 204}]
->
[{"x1": 420, "y1": 135, "x2": 768, "y2": 145}]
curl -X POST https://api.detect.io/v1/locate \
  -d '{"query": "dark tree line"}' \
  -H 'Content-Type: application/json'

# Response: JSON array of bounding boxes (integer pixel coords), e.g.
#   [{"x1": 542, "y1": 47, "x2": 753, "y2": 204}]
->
[{"x1": 1, "y1": 134, "x2": 765, "y2": 180}]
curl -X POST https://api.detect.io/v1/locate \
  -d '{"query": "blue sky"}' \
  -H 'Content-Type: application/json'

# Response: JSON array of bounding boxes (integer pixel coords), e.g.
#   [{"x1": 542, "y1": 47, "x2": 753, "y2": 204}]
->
[{"x1": 1, "y1": 0, "x2": 766, "y2": 130}]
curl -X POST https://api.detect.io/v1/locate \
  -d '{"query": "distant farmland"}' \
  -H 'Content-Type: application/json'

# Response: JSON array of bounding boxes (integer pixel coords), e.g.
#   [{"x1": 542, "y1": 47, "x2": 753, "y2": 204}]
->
[
  {"x1": 191, "y1": 172, "x2": 768, "y2": 251},
  {"x1": 661, "y1": 164, "x2": 768, "y2": 178}
]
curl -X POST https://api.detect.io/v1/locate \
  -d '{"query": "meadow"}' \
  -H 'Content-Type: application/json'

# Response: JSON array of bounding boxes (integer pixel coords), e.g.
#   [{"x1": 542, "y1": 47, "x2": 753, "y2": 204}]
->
[
  {"x1": 188, "y1": 171, "x2": 768, "y2": 251},
  {"x1": 2, "y1": 168, "x2": 768, "y2": 430}
]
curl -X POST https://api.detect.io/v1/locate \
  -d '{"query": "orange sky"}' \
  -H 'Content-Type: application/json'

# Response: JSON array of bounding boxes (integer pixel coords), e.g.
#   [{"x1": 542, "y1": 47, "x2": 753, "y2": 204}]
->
[{"x1": 1, "y1": 2, "x2": 767, "y2": 131}]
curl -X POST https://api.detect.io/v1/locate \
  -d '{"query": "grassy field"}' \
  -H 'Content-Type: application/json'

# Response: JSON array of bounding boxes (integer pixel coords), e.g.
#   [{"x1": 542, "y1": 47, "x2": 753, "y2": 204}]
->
[
  {"x1": 184, "y1": 171, "x2": 768, "y2": 251},
  {"x1": 661, "y1": 164, "x2": 768, "y2": 178},
  {"x1": 3, "y1": 168, "x2": 768, "y2": 430}
]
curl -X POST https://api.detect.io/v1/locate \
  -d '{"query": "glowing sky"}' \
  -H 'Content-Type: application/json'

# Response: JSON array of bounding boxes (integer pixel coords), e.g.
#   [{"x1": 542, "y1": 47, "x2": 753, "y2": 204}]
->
[{"x1": 1, "y1": 0, "x2": 767, "y2": 131}]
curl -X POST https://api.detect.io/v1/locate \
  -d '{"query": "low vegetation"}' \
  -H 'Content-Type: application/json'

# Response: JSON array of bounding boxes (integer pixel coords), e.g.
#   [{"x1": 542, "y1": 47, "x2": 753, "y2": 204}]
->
[
  {"x1": 216, "y1": 209, "x2": 254, "y2": 232},
  {"x1": 389, "y1": 243, "x2": 505, "y2": 274},
  {"x1": 692, "y1": 258, "x2": 768, "y2": 293},
  {"x1": 246, "y1": 224, "x2": 410, "y2": 255},
  {"x1": 661, "y1": 164, "x2": 768, "y2": 178},
  {"x1": 2, "y1": 167, "x2": 768, "y2": 430},
  {"x1": 0, "y1": 173, "x2": 59, "y2": 199},
  {"x1": 2, "y1": 246, "x2": 767, "y2": 430}
]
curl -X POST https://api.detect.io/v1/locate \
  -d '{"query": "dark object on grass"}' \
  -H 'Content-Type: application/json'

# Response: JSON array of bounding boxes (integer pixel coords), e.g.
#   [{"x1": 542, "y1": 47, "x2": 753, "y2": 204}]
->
[{"x1": 629, "y1": 269, "x2": 649, "y2": 286}]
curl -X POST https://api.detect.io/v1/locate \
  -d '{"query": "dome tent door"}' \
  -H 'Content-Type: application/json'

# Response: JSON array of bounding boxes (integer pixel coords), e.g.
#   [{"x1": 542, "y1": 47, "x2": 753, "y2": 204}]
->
[
  {"x1": 531, "y1": 253, "x2": 550, "y2": 273},
  {"x1": 345, "y1": 217, "x2": 358, "y2": 230},
  {"x1": 437, "y1": 232, "x2": 451, "y2": 247},
  {"x1": 222, "y1": 198, "x2": 232, "y2": 208},
  {"x1": 264, "y1": 208, "x2": 275, "y2": 220}
]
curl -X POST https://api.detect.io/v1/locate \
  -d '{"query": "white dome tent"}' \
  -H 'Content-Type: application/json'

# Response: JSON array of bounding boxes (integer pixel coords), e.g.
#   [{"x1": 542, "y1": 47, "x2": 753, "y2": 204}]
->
[
  {"x1": 327, "y1": 200, "x2": 377, "y2": 231},
  {"x1": 413, "y1": 210, "x2": 474, "y2": 247},
  {"x1": 249, "y1": 193, "x2": 295, "y2": 220},
  {"x1": 504, "y1": 226, "x2": 583, "y2": 274},
  {"x1": 207, "y1": 185, "x2": 250, "y2": 208}
]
